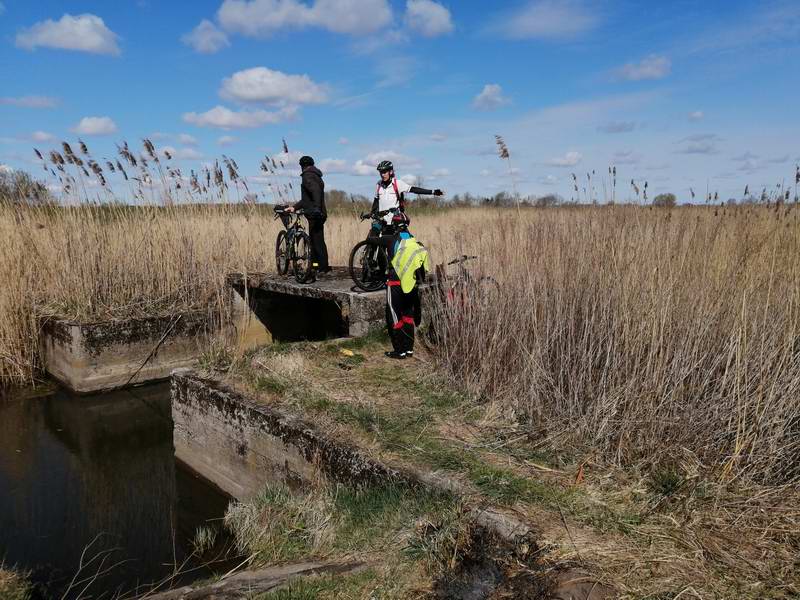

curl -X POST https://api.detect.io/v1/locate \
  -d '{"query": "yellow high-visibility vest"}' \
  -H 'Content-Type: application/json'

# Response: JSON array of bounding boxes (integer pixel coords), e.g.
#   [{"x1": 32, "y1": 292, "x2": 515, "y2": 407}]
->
[{"x1": 391, "y1": 237, "x2": 430, "y2": 293}]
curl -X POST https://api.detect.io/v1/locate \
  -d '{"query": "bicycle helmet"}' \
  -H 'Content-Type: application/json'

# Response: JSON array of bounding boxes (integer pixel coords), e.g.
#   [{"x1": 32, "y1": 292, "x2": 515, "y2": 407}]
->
[{"x1": 377, "y1": 160, "x2": 394, "y2": 173}]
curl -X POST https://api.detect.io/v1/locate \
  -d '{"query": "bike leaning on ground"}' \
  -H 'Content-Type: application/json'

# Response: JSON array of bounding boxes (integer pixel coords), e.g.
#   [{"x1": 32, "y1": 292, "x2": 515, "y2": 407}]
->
[
  {"x1": 274, "y1": 206, "x2": 316, "y2": 284},
  {"x1": 348, "y1": 208, "x2": 403, "y2": 292}
]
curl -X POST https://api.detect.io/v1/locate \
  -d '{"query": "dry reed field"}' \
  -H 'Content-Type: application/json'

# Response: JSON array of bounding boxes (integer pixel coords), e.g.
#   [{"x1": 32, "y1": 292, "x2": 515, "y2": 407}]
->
[
  {"x1": 2, "y1": 177, "x2": 800, "y2": 596},
  {"x1": 0, "y1": 199, "x2": 487, "y2": 384},
  {"x1": 2, "y1": 190, "x2": 798, "y2": 489},
  {"x1": 433, "y1": 205, "x2": 800, "y2": 485}
]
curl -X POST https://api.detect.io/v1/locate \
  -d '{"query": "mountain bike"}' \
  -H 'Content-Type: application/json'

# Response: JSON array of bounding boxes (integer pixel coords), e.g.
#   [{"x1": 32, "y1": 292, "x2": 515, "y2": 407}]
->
[
  {"x1": 438, "y1": 255, "x2": 500, "y2": 309},
  {"x1": 422, "y1": 255, "x2": 500, "y2": 348},
  {"x1": 347, "y1": 208, "x2": 401, "y2": 292},
  {"x1": 274, "y1": 207, "x2": 315, "y2": 284}
]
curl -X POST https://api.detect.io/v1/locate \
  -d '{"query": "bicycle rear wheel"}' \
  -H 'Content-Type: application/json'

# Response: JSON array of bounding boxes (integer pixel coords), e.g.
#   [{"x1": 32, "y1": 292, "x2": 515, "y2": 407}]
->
[
  {"x1": 292, "y1": 231, "x2": 316, "y2": 283},
  {"x1": 275, "y1": 230, "x2": 289, "y2": 275},
  {"x1": 348, "y1": 240, "x2": 387, "y2": 292}
]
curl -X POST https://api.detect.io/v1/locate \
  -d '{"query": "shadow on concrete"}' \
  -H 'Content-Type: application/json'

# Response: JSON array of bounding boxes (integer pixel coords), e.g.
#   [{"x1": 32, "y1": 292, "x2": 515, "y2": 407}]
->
[{"x1": 231, "y1": 284, "x2": 347, "y2": 342}]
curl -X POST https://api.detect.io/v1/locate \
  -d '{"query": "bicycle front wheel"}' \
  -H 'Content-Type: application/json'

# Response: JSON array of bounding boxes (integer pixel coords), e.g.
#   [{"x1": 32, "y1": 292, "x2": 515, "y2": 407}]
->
[
  {"x1": 275, "y1": 230, "x2": 289, "y2": 275},
  {"x1": 348, "y1": 240, "x2": 387, "y2": 292},
  {"x1": 292, "y1": 231, "x2": 316, "y2": 283}
]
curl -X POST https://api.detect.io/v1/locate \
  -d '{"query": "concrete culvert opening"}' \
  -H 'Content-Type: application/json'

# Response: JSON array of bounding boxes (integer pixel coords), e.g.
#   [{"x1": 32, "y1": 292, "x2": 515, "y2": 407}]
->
[{"x1": 233, "y1": 285, "x2": 348, "y2": 342}]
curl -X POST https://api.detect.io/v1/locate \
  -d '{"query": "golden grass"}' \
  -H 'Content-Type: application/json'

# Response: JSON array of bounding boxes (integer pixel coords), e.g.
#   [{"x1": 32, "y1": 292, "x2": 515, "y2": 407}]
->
[
  {"x1": 0, "y1": 565, "x2": 30, "y2": 600},
  {"x1": 431, "y1": 204, "x2": 800, "y2": 484},
  {"x1": 2, "y1": 200, "x2": 798, "y2": 486},
  {"x1": 0, "y1": 202, "x2": 490, "y2": 383}
]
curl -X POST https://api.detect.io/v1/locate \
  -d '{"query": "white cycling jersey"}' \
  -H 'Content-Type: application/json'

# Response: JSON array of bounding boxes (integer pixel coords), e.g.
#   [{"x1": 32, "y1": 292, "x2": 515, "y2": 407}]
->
[{"x1": 375, "y1": 177, "x2": 413, "y2": 223}]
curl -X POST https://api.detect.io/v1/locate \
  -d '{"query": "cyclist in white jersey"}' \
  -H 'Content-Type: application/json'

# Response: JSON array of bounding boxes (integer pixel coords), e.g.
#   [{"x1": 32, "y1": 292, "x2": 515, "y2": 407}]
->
[{"x1": 371, "y1": 160, "x2": 443, "y2": 226}]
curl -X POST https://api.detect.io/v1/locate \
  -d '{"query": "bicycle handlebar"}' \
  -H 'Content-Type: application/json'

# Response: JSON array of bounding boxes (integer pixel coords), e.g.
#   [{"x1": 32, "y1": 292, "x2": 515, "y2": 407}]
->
[
  {"x1": 274, "y1": 206, "x2": 307, "y2": 217},
  {"x1": 359, "y1": 207, "x2": 399, "y2": 221},
  {"x1": 447, "y1": 255, "x2": 478, "y2": 266}
]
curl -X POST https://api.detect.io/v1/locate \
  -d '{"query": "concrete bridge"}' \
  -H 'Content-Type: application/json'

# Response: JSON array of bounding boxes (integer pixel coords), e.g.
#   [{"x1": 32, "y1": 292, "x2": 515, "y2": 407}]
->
[{"x1": 227, "y1": 267, "x2": 386, "y2": 340}]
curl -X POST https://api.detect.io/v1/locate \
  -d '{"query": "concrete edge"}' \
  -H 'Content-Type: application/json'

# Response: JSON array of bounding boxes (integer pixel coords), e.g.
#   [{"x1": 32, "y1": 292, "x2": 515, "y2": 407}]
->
[{"x1": 170, "y1": 368, "x2": 536, "y2": 554}]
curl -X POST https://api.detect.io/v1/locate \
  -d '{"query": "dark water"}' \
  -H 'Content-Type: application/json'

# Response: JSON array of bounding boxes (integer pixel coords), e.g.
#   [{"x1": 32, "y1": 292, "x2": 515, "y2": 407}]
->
[{"x1": 0, "y1": 383, "x2": 235, "y2": 599}]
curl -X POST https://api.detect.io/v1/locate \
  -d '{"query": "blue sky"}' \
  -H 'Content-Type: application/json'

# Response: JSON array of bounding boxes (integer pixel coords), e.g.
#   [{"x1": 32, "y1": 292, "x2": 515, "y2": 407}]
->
[{"x1": 1, "y1": 0, "x2": 799, "y2": 202}]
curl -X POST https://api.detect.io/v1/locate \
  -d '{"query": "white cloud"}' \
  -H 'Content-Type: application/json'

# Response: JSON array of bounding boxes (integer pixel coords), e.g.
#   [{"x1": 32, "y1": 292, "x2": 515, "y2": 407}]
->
[
  {"x1": 429, "y1": 133, "x2": 447, "y2": 142},
  {"x1": 539, "y1": 174, "x2": 558, "y2": 185},
  {"x1": 338, "y1": 137, "x2": 350, "y2": 145},
  {"x1": 431, "y1": 168, "x2": 450, "y2": 177},
  {"x1": 160, "y1": 145, "x2": 204, "y2": 160},
  {"x1": 217, "y1": 0, "x2": 392, "y2": 37},
  {"x1": 352, "y1": 151, "x2": 421, "y2": 176},
  {"x1": 31, "y1": 131, "x2": 54, "y2": 142},
  {"x1": 613, "y1": 150, "x2": 641, "y2": 165},
  {"x1": 472, "y1": 84, "x2": 510, "y2": 110},
  {"x1": 352, "y1": 160, "x2": 375, "y2": 176},
  {"x1": 479, "y1": 169, "x2": 491, "y2": 177},
  {"x1": 364, "y1": 150, "x2": 420, "y2": 169},
  {"x1": 178, "y1": 133, "x2": 198, "y2": 145},
  {"x1": 0, "y1": 95, "x2": 59, "y2": 108},
  {"x1": 615, "y1": 54, "x2": 671, "y2": 81},
  {"x1": 16, "y1": 13, "x2": 121, "y2": 55},
  {"x1": 319, "y1": 158, "x2": 348, "y2": 173},
  {"x1": 677, "y1": 142, "x2": 718, "y2": 155},
  {"x1": 488, "y1": 0, "x2": 599, "y2": 40},
  {"x1": 676, "y1": 133, "x2": 721, "y2": 155},
  {"x1": 738, "y1": 159, "x2": 760, "y2": 173},
  {"x1": 0, "y1": 164, "x2": 13, "y2": 174},
  {"x1": 182, "y1": 19, "x2": 230, "y2": 54},
  {"x1": 218, "y1": 135, "x2": 237, "y2": 146},
  {"x1": 220, "y1": 67, "x2": 328, "y2": 106},
  {"x1": 0, "y1": 3, "x2": 5, "y2": 16},
  {"x1": 597, "y1": 121, "x2": 636, "y2": 134},
  {"x1": 545, "y1": 151, "x2": 582, "y2": 167},
  {"x1": 182, "y1": 105, "x2": 296, "y2": 129},
  {"x1": 71, "y1": 116, "x2": 118, "y2": 136},
  {"x1": 688, "y1": 110, "x2": 704, "y2": 121},
  {"x1": 768, "y1": 155, "x2": 789, "y2": 164},
  {"x1": 405, "y1": 0, "x2": 453, "y2": 37}
]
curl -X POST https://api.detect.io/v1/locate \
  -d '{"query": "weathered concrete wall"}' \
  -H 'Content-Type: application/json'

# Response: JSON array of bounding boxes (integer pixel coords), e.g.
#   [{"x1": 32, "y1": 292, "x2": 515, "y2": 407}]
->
[
  {"x1": 40, "y1": 312, "x2": 216, "y2": 393},
  {"x1": 39, "y1": 295, "x2": 271, "y2": 394},
  {"x1": 171, "y1": 369, "x2": 410, "y2": 500}
]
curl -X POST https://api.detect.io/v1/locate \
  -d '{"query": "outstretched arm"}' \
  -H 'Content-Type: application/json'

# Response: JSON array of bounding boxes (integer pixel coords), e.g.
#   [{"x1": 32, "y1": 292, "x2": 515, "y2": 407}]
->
[{"x1": 409, "y1": 186, "x2": 443, "y2": 196}]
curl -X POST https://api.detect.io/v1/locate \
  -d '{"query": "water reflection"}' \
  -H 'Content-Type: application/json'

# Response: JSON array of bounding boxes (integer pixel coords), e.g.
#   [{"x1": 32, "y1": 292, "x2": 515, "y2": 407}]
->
[{"x1": 0, "y1": 383, "x2": 232, "y2": 599}]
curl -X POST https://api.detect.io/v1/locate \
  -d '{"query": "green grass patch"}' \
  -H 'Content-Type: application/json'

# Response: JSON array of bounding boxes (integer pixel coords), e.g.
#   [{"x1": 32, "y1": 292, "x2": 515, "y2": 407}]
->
[
  {"x1": 253, "y1": 569, "x2": 378, "y2": 600},
  {"x1": 253, "y1": 373, "x2": 289, "y2": 395}
]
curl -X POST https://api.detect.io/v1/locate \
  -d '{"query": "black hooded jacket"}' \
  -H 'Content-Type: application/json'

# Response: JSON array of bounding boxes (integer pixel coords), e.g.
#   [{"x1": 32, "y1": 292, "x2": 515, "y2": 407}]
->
[{"x1": 294, "y1": 166, "x2": 326, "y2": 218}]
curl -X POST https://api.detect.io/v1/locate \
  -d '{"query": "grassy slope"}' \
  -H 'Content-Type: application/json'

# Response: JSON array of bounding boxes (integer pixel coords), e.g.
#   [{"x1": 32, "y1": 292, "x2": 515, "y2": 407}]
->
[{"x1": 211, "y1": 332, "x2": 800, "y2": 600}]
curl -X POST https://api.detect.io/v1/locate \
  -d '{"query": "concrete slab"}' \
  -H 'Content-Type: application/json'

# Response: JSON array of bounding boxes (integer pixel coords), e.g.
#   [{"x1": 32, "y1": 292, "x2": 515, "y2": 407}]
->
[
  {"x1": 227, "y1": 267, "x2": 386, "y2": 339},
  {"x1": 38, "y1": 299, "x2": 270, "y2": 393},
  {"x1": 39, "y1": 311, "x2": 217, "y2": 394}
]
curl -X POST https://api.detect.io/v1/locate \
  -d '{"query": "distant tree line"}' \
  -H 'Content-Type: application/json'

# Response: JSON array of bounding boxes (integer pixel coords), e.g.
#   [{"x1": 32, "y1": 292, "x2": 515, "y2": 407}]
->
[{"x1": 0, "y1": 169, "x2": 52, "y2": 206}]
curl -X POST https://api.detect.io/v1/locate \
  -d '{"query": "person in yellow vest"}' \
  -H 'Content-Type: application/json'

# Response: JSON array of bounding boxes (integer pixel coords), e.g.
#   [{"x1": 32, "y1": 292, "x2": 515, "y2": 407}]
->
[{"x1": 373, "y1": 213, "x2": 430, "y2": 359}]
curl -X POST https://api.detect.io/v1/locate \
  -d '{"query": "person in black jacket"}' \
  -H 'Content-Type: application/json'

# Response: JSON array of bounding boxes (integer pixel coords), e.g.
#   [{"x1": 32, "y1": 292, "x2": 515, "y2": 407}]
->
[{"x1": 286, "y1": 156, "x2": 329, "y2": 273}]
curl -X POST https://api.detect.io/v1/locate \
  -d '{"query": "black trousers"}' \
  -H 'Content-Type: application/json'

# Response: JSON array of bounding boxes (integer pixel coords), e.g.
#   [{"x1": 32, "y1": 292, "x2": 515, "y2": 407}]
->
[
  {"x1": 306, "y1": 216, "x2": 329, "y2": 270},
  {"x1": 386, "y1": 283, "x2": 419, "y2": 353}
]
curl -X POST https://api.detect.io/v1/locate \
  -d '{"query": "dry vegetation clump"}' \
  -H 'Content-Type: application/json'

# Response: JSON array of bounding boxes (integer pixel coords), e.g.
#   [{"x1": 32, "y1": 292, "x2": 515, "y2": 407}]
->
[
  {"x1": 432, "y1": 205, "x2": 800, "y2": 485},
  {"x1": 0, "y1": 565, "x2": 30, "y2": 600}
]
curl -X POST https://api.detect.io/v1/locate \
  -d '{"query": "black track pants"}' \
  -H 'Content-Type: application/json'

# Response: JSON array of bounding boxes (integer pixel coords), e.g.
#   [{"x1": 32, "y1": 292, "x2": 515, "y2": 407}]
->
[
  {"x1": 307, "y1": 217, "x2": 329, "y2": 270},
  {"x1": 386, "y1": 283, "x2": 419, "y2": 354}
]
